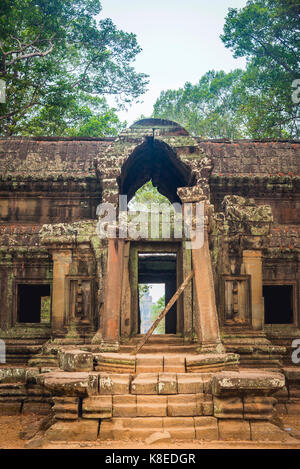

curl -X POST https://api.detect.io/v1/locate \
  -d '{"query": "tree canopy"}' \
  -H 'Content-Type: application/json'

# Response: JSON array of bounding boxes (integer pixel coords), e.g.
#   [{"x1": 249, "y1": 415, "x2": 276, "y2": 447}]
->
[
  {"x1": 221, "y1": 0, "x2": 299, "y2": 138},
  {"x1": 153, "y1": 69, "x2": 245, "y2": 139},
  {"x1": 0, "y1": 0, "x2": 148, "y2": 136},
  {"x1": 153, "y1": 0, "x2": 299, "y2": 139},
  {"x1": 129, "y1": 181, "x2": 172, "y2": 211}
]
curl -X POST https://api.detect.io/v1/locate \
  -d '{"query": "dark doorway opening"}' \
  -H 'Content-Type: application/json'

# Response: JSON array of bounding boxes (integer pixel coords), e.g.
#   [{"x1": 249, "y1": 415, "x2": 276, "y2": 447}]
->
[
  {"x1": 119, "y1": 137, "x2": 194, "y2": 205},
  {"x1": 138, "y1": 253, "x2": 177, "y2": 334},
  {"x1": 18, "y1": 284, "x2": 51, "y2": 323},
  {"x1": 263, "y1": 285, "x2": 294, "y2": 324}
]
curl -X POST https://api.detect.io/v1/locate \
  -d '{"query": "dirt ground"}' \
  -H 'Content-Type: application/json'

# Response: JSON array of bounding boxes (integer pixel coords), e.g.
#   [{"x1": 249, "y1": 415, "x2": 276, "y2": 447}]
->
[{"x1": 1, "y1": 415, "x2": 300, "y2": 450}]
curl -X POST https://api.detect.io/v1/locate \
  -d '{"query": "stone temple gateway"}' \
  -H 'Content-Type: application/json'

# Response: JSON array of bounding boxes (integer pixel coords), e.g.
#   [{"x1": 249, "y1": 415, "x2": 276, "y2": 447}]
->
[{"x1": 0, "y1": 118, "x2": 300, "y2": 443}]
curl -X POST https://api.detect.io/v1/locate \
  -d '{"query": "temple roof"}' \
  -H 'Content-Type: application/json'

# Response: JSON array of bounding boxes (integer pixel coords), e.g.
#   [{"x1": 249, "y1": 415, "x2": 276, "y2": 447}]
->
[{"x1": 0, "y1": 136, "x2": 299, "y2": 179}]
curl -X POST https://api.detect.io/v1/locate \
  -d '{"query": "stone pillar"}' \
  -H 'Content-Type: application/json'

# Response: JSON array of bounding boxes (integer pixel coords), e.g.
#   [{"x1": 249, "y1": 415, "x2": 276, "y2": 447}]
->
[
  {"x1": 191, "y1": 220, "x2": 223, "y2": 352},
  {"x1": 242, "y1": 250, "x2": 264, "y2": 331},
  {"x1": 101, "y1": 238, "x2": 124, "y2": 347},
  {"x1": 178, "y1": 186, "x2": 223, "y2": 353},
  {"x1": 51, "y1": 250, "x2": 73, "y2": 335}
]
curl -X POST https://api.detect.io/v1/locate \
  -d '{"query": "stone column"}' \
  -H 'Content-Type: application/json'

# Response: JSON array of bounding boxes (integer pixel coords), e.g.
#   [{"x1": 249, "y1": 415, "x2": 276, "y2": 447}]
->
[
  {"x1": 51, "y1": 250, "x2": 73, "y2": 335},
  {"x1": 242, "y1": 250, "x2": 264, "y2": 330},
  {"x1": 101, "y1": 237, "x2": 124, "y2": 347},
  {"x1": 178, "y1": 186, "x2": 223, "y2": 353}
]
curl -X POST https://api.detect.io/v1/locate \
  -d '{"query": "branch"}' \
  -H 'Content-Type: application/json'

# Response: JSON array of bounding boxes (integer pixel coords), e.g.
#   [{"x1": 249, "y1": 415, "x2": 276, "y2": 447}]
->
[
  {"x1": 70, "y1": 54, "x2": 101, "y2": 89},
  {"x1": 0, "y1": 82, "x2": 41, "y2": 122},
  {"x1": 255, "y1": 36, "x2": 296, "y2": 76},
  {"x1": 6, "y1": 41, "x2": 54, "y2": 66}
]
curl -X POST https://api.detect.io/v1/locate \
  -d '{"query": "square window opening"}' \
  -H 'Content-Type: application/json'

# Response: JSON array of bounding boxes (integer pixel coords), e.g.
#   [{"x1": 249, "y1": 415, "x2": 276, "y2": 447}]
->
[
  {"x1": 17, "y1": 284, "x2": 51, "y2": 324},
  {"x1": 263, "y1": 285, "x2": 294, "y2": 324}
]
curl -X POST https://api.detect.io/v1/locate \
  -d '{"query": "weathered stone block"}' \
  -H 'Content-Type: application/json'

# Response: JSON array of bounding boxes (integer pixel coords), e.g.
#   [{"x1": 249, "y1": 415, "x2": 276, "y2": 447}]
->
[
  {"x1": 100, "y1": 417, "x2": 163, "y2": 440},
  {"x1": 45, "y1": 419, "x2": 99, "y2": 441},
  {"x1": 243, "y1": 396, "x2": 276, "y2": 420},
  {"x1": 177, "y1": 373, "x2": 204, "y2": 394},
  {"x1": 164, "y1": 356, "x2": 185, "y2": 373},
  {"x1": 42, "y1": 371, "x2": 89, "y2": 396},
  {"x1": 113, "y1": 395, "x2": 137, "y2": 417},
  {"x1": 88, "y1": 372, "x2": 100, "y2": 395},
  {"x1": 0, "y1": 367, "x2": 26, "y2": 383},
  {"x1": 94, "y1": 353, "x2": 135, "y2": 373},
  {"x1": 194, "y1": 416, "x2": 218, "y2": 440},
  {"x1": 158, "y1": 373, "x2": 177, "y2": 394},
  {"x1": 82, "y1": 395, "x2": 112, "y2": 419},
  {"x1": 145, "y1": 432, "x2": 171, "y2": 445},
  {"x1": 214, "y1": 396, "x2": 243, "y2": 419},
  {"x1": 212, "y1": 371, "x2": 285, "y2": 397},
  {"x1": 202, "y1": 394, "x2": 213, "y2": 416},
  {"x1": 52, "y1": 397, "x2": 79, "y2": 420},
  {"x1": 219, "y1": 419, "x2": 251, "y2": 441},
  {"x1": 58, "y1": 349, "x2": 93, "y2": 372},
  {"x1": 167, "y1": 394, "x2": 200, "y2": 417},
  {"x1": 137, "y1": 395, "x2": 167, "y2": 417},
  {"x1": 136, "y1": 355, "x2": 163, "y2": 373},
  {"x1": 131, "y1": 374, "x2": 158, "y2": 395},
  {"x1": 250, "y1": 421, "x2": 295, "y2": 442},
  {"x1": 0, "y1": 383, "x2": 26, "y2": 397},
  {"x1": 99, "y1": 373, "x2": 131, "y2": 395},
  {"x1": 163, "y1": 417, "x2": 195, "y2": 439},
  {"x1": 186, "y1": 353, "x2": 239, "y2": 373}
]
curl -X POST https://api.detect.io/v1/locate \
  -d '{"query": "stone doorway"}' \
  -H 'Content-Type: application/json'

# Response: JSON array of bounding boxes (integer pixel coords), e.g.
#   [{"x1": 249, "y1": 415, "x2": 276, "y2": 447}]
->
[
  {"x1": 125, "y1": 241, "x2": 189, "y2": 340},
  {"x1": 138, "y1": 252, "x2": 177, "y2": 334}
]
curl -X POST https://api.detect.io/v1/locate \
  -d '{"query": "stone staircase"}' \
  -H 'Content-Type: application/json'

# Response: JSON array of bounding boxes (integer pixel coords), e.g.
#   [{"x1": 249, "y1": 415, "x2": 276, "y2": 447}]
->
[
  {"x1": 119, "y1": 334, "x2": 198, "y2": 355},
  {"x1": 1, "y1": 352, "x2": 300, "y2": 444},
  {"x1": 2, "y1": 343, "x2": 300, "y2": 444},
  {"x1": 31, "y1": 348, "x2": 299, "y2": 443}
]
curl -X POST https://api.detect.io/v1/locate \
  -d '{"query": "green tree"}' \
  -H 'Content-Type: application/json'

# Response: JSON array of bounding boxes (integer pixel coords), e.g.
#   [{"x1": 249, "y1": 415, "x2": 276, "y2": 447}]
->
[
  {"x1": 153, "y1": 1, "x2": 299, "y2": 139},
  {"x1": 221, "y1": 0, "x2": 300, "y2": 138},
  {"x1": 153, "y1": 69, "x2": 246, "y2": 139},
  {"x1": 129, "y1": 181, "x2": 172, "y2": 211},
  {"x1": 151, "y1": 295, "x2": 165, "y2": 334},
  {"x1": 24, "y1": 94, "x2": 126, "y2": 137},
  {"x1": 0, "y1": 0, "x2": 148, "y2": 136},
  {"x1": 138, "y1": 283, "x2": 150, "y2": 300}
]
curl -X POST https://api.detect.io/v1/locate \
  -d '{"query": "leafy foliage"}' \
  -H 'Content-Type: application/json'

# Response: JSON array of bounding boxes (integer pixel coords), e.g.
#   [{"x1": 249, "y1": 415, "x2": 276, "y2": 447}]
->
[
  {"x1": 129, "y1": 181, "x2": 172, "y2": 211},
  {"x1": 153, "y1": 0, "x2": 299, "y2": 139},
  {"x1": 0, "y1": 0, "x2": 148, "y2": 136},
  {"x1": 151, "y1": 295, "x2": 165, "y2": 334},
  {"x1": 221, "y1": 0, "x2": 300, "y2": 138},
  {"x1": 138, "y1": 283, "x2": 150, "y2": 300},
  {"x1": 153, "y1": 70, "x2": 245, "y2": 139}
]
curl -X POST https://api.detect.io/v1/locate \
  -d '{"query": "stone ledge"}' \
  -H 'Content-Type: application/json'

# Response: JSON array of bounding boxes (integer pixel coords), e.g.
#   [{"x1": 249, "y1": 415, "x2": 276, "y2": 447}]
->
[{"x1": 212, "y1": 370, "x2": 285, "y2": 396}]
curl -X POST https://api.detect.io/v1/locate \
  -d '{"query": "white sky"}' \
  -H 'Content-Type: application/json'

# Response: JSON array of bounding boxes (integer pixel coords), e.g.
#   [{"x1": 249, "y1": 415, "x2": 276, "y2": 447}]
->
[{"x1": 100, "y1": 0, "x2": 247, "y2": 125}]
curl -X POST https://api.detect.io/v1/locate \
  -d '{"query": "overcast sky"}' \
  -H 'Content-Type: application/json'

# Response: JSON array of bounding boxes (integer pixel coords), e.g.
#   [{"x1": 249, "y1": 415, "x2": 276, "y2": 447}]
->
[{"x1": 100, "y1": 0, "x2": 248, "y2": 125}]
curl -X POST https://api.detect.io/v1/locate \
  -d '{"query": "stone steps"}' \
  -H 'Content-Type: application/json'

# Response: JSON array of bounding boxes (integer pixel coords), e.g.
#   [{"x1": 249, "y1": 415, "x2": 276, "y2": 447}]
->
[
  {"x1": 120, "y1": 334, "x2": 198, "y2": 354},
  {"x1": 0, "y1": 363, "x2": 295, "y2": 443},
  {"x1": 100, "y1": 416, "x2": 218, "y2": 440},
  {"x1": 123, "y1": 334, "x2": 188, "y2": 344},
  {"x1": 119, "y1": 344, "x2": 198, "y2": 354}
]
